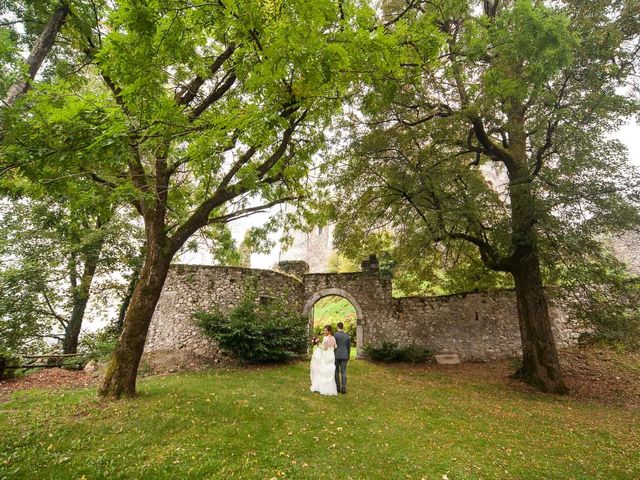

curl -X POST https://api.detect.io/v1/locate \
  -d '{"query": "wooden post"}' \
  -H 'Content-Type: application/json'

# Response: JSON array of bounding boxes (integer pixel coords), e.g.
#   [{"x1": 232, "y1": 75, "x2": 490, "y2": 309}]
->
[{"x1": 0, "y1": 355, "x2": 6, "y2": 381}]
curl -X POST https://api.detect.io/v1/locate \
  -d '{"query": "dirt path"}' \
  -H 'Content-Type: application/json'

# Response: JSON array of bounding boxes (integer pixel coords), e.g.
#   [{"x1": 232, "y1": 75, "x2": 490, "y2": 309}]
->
[{"x1": 0, "y1": 368, "x2": 96, "y2": 402}]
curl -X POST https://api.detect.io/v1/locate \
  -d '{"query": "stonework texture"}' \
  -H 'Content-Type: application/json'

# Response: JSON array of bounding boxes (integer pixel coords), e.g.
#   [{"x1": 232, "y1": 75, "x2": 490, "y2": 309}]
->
[
  {"x1": 143, "y1": 265, "x2": 304, "y2": 371},
  {"x1": 275, "y1": 260, "x2": 310, "y2": 280},
  {"x1": 145, "y1": 262, "x2": 582, "y2": 368},
  {"x1": 278, "y1": 225, "x2": 334, "y2": 273},
  {"x1": 389, "y1": 292, "x2": 576, "y2": 361},
  {"x1": 608, "y1": 231, "x2": 640, "y2": 276}
]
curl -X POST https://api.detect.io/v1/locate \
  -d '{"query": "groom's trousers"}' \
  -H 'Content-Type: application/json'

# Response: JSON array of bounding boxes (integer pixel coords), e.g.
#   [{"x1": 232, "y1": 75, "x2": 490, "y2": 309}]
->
[{"x1": 335, "y1": 359, "x2": 348, "y2": 392}]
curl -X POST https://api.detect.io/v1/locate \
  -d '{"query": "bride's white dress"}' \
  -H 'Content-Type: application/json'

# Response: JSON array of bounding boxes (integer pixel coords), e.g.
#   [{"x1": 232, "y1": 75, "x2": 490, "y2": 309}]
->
[{"x1": 310, "y1": 336, "x2": 338, "y2": 396}]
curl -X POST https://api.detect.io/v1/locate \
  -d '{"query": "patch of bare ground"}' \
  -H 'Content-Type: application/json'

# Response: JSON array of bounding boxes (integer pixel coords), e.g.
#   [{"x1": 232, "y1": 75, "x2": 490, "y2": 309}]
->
[
  {"x1": 558, "y1": 346, "x2": 639, "y2": 407},
  {"x1": 0, "y1": 368, "x2": 96, "y2": 402},
  {"x1": 421, "y1": 346, "x2": 640, "y2": 407}
]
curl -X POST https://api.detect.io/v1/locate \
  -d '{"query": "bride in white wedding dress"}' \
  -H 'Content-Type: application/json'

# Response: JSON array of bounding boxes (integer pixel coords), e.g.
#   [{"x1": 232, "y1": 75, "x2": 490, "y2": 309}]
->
[{"x1": 310, "y1": 325, "x2": 338, "y2": 396}]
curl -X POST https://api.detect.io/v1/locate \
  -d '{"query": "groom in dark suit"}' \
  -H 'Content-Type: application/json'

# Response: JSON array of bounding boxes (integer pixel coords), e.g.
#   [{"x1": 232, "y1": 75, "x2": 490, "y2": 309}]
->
[{"x1": 334, "y1": 322, "x2": 350, "y2": 394}]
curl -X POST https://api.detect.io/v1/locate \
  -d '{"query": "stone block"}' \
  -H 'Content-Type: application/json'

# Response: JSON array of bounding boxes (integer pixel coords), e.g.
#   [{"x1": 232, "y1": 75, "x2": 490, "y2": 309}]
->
[{"x1": 435, "y1": 354, "x2": 460, "y2": 365}]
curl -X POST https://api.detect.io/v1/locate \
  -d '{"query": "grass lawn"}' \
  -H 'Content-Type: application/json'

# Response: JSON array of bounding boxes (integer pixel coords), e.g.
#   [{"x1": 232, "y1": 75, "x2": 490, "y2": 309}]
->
[
  {"x1": 313, "y1": 296, "x2": 356, "y2": 325},
  {"x1": 1, "y1": 358, "x2": 639, "y2": 480}
]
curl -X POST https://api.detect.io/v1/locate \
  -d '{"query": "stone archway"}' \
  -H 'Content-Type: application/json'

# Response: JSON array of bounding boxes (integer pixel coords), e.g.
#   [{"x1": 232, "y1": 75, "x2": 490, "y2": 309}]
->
[{"x1": 303, "y1": 288, "x2": 365, "y2": 358}]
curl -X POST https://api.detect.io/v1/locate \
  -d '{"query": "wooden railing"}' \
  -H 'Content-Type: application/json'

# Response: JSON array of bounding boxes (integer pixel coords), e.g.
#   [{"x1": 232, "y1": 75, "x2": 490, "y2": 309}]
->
[{"x1": 0, "y1": 353, "x2": 87, "y2": 381}]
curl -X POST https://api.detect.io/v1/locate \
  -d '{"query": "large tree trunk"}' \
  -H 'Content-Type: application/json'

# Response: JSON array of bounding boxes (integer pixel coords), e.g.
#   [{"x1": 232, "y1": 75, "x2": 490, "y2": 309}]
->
[
  {"x1": 62, "y1": 252, "x2": 101, "y2": 354},
  {"x1": 2, "y1": 3, "x2": 70, "y2": 109},
  {"x1": 98, "y1": 243, "x2": 171, "y2": 399},
  {"x1": 506, "y1": 105, "x2": 567, "y2": 394},
  {"x1": 512, "y1": 255, "x2": 568, "y2": 393}
]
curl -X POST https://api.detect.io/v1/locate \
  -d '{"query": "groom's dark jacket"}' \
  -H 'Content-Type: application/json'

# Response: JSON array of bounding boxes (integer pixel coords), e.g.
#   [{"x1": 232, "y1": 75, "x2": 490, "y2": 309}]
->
[{"x1": 334, "y1": 331, "x2": 351, "y2": 360}]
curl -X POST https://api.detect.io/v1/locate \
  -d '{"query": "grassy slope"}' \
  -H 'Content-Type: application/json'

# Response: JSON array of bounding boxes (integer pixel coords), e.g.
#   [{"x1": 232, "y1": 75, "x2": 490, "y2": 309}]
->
[
  {"x1": 1, "y1": 361, "x2": 639, "y2": 480},
  {"x1": 313, "y1": 296, "x2": 355, "y2": 326}
]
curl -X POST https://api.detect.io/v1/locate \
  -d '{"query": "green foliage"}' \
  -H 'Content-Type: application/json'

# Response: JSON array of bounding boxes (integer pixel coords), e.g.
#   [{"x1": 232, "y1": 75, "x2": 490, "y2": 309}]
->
[
  {"x1": 0, "y1": 196, "x2": 142, "y2": 354},
  {"x1": 364, "y1": 341, "x2": 432, "y2": 363},
  {"x1": 542, "y1": 238, "x2": 640, "y2": 350},
  {"x1": 325, "y1": 0, "x2": 640, "y2": 329},
  {"x1": 0, "y1": 350, "x2": 20, "y2": 379},
  {"x1": 79, "y1": 327, "x2": 119, "y2": 361},
  {"x1": 0, "y1": 264, "x2": 51, "y2": 354},
  {"x1": 313, "y1": 295, "x2": 355, "y2": 322},
  {"x1": 571, "y1": 282, "x2": 640, "y2": 351},
  {"x1": 195, "y1": 288, "x2": 307, "y2": 363},
  {"x1": 0, "y1": 0, "x2": 436, "y2": 260},
  {"x1": 481, "y1": 0, "x2": 576, "y2": 105},
  {"x1": 0, "y1": 26, "x2": 19, "y2": 98},
  {"x1": 327, "y1": 252, "x2": 359, "y2": 273}
]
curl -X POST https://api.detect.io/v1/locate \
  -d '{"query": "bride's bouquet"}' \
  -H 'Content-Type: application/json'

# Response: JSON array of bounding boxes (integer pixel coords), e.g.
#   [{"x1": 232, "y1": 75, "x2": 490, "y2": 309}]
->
[{"x1": 310, "y1": 336, "x2": 320, "y2": 346}]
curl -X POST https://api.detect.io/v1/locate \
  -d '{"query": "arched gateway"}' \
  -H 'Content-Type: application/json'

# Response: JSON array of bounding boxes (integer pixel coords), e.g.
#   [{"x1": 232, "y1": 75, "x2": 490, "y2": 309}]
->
[{"x1": 303, "y1": 288, "x2": 364, "y2": 358}]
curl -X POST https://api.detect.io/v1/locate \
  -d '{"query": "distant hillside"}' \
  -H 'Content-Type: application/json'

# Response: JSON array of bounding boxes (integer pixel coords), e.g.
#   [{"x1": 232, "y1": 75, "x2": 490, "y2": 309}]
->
[{"x1": 312, "y1": 296, "x2": 356, "y2": 326}]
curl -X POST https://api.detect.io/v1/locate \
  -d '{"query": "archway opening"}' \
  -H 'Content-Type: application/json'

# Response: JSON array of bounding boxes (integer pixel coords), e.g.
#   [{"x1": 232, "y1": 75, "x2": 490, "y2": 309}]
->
[
  {"x1": 312, "y1": 296, "x2": 356, "y2": 353},
  {"x1": 306, "y1": 292, "x2": 363, "y2": 358}
]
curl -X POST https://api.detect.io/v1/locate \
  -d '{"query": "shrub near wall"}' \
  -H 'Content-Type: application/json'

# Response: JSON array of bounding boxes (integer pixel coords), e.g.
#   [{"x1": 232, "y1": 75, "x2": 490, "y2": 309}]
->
[
  {"x1": 364, "y1": 342, "x2": 433, "y2": 363},
  {"x1": 194, "y1": 290, "x2": 307, "y2": 363}
]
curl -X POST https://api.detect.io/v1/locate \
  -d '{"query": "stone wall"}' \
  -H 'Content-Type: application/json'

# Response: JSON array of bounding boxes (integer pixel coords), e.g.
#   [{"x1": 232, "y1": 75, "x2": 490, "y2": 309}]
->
[
  {"x1": 382, "y1": 292, "x2": 576, "y2": 361},
  {"x1": 608, "y1": 231, "x2": 640, "y2": 276},
  {"x1": 275, "y1": 260, "x2": 310, "y2": 280},
  {"x1": 143, "y1": 265, "x2": 304, "y2": 371},
  {"x1": 301, "y1": 272, "x2": 578, "y2": 361},
  {"x1": 146, "y1": 262, "x2": 582, "y2": 368}
]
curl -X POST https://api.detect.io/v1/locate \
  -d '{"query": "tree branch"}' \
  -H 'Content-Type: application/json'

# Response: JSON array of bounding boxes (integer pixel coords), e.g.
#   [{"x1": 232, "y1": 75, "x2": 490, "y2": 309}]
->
[
  {"x1": 530, "y1": 74, "x2": 570, "y2": 179},
  {"x1": 470, "y1": 116, "x2": 515, "y2": 168},
  {"x1": 448, "y1": 231, "x2": 511, "y2": 272},
  {"x1": 168, "y1": 112, "x2": 303, "y2": 254},
  {"x1": 383, "y1": 0, "x2": 425, "y2": 29},
  {"x1": 41, "y1": 292, "x2": 67, "y2": 328},
  {"x1": 207, "y1": 196, "x2": 299, "y2": 225},
  {"x1": 188, "y1": 71, "x2": 237, "y2": 121},
  {"x1": 175, "y1": 43, "x2": 237, "y2": 106}
]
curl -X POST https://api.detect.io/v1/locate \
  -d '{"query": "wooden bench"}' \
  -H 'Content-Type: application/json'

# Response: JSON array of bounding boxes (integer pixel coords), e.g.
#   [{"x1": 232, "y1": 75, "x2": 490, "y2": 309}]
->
[{"x1": 0, "y1": 353, "x2": 87, "y2": 381}]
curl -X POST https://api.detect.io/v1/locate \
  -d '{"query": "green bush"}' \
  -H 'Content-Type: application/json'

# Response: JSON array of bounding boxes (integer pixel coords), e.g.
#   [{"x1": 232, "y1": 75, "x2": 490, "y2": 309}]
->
[
  {"x1": 312, "y1": 320, "x2": 357, "y2": 346},
  {"x1": 0, "y1": 350, "x2": 20, "y2": 380},
  {"x1": 364, "y1": 342, "x2": 432, "y2": 363},
  {"x1": 194, "y1": 291, "x2": 307, "y2": 363}
]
